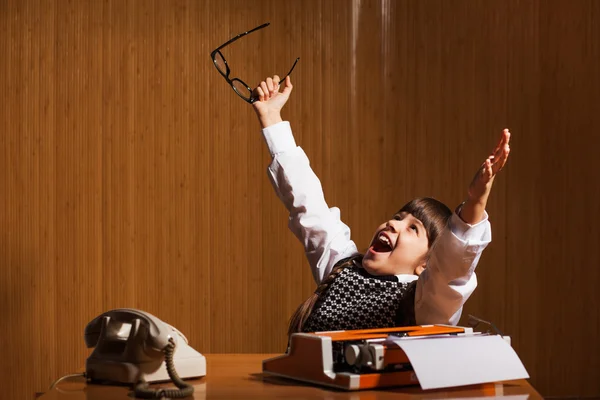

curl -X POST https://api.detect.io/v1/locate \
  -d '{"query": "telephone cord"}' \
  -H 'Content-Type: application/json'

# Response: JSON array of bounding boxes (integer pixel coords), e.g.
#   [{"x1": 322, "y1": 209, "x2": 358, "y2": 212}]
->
[
  {"x1": 133, "y1": 337, "x2": 194, "y2": 399},
  {"x1": 48, "y1": 373, "x2": 86, "y2": 390}
]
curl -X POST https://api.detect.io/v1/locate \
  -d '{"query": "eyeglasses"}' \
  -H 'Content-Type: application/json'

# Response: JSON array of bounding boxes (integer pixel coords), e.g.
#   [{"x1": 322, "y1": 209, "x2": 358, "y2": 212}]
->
[{"x1": 211, "y1": 22, "x2": 299, "y2": 104}]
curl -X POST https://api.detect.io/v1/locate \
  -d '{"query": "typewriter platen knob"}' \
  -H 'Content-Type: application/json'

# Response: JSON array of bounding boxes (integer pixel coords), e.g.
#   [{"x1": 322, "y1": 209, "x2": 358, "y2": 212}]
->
[
  {"x1": 344, "y1": 343, "x2": 385, "y2": 370},
  {"x1": 344, "y1": 344, "x2": 361, "y2": 366}
]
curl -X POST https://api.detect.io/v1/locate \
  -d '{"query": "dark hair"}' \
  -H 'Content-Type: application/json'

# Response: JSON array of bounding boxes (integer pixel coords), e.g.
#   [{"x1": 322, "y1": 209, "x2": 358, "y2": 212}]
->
[
  {"x1": 397, "y1": 197, "x2": 452, "y2": 258},
  {"x1": 287, "y1": 197, "x2": 452, "y2": 335}
]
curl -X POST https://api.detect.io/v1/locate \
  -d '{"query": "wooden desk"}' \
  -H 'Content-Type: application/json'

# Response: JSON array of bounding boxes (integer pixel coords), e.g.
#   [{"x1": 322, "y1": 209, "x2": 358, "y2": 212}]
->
[{"x1": 40, "y1": 354, "x2": 542, "y2": 399}]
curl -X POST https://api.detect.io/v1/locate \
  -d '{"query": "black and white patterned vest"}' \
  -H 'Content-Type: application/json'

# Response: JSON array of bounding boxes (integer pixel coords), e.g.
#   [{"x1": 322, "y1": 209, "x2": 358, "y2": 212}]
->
[{"x1": 302, "y1": 259, "x2": 417, "y2": 332}]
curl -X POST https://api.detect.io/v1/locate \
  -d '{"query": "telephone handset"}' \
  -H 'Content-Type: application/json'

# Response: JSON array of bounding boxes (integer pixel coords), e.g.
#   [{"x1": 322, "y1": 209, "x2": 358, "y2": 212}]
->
[{"x1": 85, "y1": 308, "x2": 206, "y2": 398}]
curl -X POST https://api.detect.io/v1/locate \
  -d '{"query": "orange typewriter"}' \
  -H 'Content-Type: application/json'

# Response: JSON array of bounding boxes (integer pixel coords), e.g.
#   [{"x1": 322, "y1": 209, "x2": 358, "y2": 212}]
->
[{"x1": 263, "y1": 325, "x2": 472, "y2": 390}]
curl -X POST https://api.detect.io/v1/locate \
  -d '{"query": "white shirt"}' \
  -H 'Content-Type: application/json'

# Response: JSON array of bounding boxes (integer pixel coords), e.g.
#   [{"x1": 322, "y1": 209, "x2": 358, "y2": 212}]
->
[{"x1": 262, "y1": 121, "x2": 491, "y2": 326}]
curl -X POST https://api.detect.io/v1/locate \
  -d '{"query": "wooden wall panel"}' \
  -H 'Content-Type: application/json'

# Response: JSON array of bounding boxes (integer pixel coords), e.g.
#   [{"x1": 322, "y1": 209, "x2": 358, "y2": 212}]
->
[
  {"x1": 1, "y1": 0, "x2": 599, "y2": 398},
  {"x1": 535, "y1": 0, "x2": 600, "y2": 393}
]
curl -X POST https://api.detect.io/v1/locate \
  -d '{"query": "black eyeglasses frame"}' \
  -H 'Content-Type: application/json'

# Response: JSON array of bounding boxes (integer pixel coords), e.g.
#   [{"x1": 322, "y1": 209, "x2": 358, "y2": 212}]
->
[{"x1": 210, "y1": 22, "x2": 299, "y2": 104}]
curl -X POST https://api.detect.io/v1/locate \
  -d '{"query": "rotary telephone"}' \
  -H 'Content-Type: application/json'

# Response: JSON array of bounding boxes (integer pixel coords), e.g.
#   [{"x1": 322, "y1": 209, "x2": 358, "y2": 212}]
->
[{"x1": 84, "y1": 308, "x2": 206, "y2": 398}]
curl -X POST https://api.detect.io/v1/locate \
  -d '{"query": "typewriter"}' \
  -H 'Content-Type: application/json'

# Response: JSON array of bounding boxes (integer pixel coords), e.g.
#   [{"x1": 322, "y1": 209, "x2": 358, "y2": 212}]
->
[{"x1": 263, "y1": 325, "x2": 472, "y2": 390}]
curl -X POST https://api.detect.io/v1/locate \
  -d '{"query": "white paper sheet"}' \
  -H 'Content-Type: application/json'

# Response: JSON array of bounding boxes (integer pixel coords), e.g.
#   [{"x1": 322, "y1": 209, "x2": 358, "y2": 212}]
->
[{"x1": 387, "y1": 335, "x2": 529, "y2": 390}]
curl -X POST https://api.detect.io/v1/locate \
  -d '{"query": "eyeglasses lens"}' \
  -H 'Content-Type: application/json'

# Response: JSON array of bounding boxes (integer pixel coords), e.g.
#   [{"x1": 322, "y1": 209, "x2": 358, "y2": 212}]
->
[
  {"x1": 214, "y1": 52, "x2": 227, "y2": 76},
  {"x1": 232, "y1": 79, "x2": 251, "y2": 100}
]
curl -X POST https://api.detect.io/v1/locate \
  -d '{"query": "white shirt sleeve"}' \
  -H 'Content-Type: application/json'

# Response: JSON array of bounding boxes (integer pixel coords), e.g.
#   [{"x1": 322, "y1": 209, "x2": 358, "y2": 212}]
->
[
  {"x1": 262, "y1": 122, "x2": 360, "y2": 284},
  {"x1": 415, "y1": 211, "x2": 492, "y2": 326}
]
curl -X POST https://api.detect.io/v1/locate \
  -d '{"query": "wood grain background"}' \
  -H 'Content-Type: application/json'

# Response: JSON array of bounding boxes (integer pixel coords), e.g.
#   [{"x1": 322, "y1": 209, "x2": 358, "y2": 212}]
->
[{"x1": 1, "y1": 0, "x2": 598, "y2": 398}]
